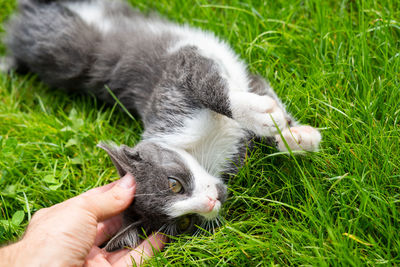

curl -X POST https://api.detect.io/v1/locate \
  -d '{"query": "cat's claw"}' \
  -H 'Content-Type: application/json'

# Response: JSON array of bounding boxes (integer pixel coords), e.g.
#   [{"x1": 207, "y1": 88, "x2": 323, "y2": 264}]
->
[
  {"x1": 275, "y1": 126, "x2": 321, "y2": 152},
  {"x1": 230, "y1": 92, "x2": 287, "y2": 136}
]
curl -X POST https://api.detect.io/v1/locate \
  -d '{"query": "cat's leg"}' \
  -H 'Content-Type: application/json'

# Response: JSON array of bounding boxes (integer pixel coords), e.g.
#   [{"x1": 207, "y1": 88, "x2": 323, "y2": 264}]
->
[
  {"x1": 166, "y1": 46, "x2": 288, "y2": 137},
  {"x1": 228, "y1": 91, "x2": 288, "y2": 137},
  {"x1": 275, "y1": 125, "x2": 322, "y2": 152},
  {"x1": 248, "y1": 74, "x2": 321, "y2": 152},
  {"x1": 4, "y1": 0, "x2": 100, "y2": 89}
]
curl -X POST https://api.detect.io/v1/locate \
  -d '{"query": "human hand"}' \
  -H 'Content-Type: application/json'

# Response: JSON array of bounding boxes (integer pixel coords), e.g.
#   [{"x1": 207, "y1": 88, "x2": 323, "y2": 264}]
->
[{"x1": 0, "y1": 173, "x2": 167, "y2": 267}]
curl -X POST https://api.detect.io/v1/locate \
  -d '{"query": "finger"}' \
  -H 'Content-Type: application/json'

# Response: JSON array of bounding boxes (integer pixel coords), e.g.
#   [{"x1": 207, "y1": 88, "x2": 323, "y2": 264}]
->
[
  {"x1": 105, "y1": 249, "x2": 130, "y2": 265},
  {"x1": 95, "y1": 215, "x2": 123, "y2": 246},
  {"x1": 84, "y1": 246, "x2": 111, "y2": 267},
  {"x1": 82, "y1": 180, "x2": 119, "y2": 196},
  {"x1": 112, "y1": 233, "x2": 168, "y2": 267},
  {"x1": 78, "y1": 173, "x2": 136, "y2": 221}
]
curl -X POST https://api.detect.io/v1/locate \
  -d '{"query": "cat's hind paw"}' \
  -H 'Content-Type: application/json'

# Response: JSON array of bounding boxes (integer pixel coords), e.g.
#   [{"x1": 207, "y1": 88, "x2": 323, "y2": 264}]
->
[
  {"x1": 230, "y1": 92, "x2": 287, "y2": 136},
  {"x1": 275, "y1": 126, "x2": 321, "y2": 152}
]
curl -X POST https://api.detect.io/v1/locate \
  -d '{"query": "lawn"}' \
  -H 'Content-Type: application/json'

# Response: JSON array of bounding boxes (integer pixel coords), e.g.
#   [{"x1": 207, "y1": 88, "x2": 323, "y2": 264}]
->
[{"x1": 1, "y1": 0, "x2": 399, "y2": 265}]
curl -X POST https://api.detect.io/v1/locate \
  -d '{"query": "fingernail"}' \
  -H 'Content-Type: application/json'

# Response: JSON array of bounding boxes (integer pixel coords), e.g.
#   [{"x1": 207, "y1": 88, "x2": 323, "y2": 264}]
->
[{"x1": 118, "y1": 173, "x2": 135, "y2": 189}]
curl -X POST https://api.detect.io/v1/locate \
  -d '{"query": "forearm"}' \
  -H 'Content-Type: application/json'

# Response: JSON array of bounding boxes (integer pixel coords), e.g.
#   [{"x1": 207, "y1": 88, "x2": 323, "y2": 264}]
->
[
  {"x1": 0, "y1": 240, "x2": 72, "y2": 267},
  {"x1": 0, "y1": 241, "x2": 24, "y2": 266}
]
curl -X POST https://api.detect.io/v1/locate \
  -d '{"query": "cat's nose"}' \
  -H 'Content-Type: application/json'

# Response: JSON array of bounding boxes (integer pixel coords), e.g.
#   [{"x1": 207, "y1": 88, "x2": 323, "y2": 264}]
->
[{"x1": 207, "y1": 196, "x2": 217, "y2": 211}]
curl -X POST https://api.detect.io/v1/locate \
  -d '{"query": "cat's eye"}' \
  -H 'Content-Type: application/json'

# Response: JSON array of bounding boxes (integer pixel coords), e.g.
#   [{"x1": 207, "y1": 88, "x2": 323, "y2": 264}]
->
[
  {"x1": 168, "y1": 177, "x2": 183, "y2": 193},
  {"x1": 177, "y1": 216, "x2": 191, "y2": 232}
]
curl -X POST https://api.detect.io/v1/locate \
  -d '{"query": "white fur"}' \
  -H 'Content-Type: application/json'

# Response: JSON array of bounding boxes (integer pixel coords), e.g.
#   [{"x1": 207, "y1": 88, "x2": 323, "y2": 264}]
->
[
  {"x1": 167, "y1": 25, "x2": 250, "y2": 94},
  {"x1": 64, "y1": 0, "x2": 322, "y2": 221},
  {"x1": 0, "y1": 62, "x2": 7, "y2": 73},
  {"x1": 63, "y1": 1, "x2": 113, "y2": 33},
  {"x1": 148, "y1": 111, "x2": 247, "y2": 220},
  {"x1": 230, "y1": 92, "x2": 287, "y2": 136},
  {"x1": 65, "y1": 1, "x2": 250, "y2": 94},
  {"x1": 163, "y1": 145, "x2": 223, "y2": 220},
  {"x1": 146, "y1": 110, "x2": 246, "y2": 177},
  {"x1": 275, "y1": 126, "x2": 322, "y2": 152},
  {"x1": 0, "y1": 57, "x2": 13, "y2": 73}
]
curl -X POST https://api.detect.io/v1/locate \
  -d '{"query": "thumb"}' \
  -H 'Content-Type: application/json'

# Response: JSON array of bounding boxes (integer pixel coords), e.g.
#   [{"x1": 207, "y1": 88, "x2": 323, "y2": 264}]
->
[{"x1": 80, "y1": 173, "x2": 136, "y2": 222}]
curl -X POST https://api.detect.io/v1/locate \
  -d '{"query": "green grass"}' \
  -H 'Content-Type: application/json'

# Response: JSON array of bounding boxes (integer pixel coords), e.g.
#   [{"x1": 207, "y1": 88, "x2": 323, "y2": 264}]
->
[{"x1": 1, "y1": 0, "x2": 399, "y2": 265}]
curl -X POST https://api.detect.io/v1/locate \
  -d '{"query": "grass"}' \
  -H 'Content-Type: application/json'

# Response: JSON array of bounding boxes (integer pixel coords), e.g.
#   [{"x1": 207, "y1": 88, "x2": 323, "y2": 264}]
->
[{"x1": 0, "y1": 0, "x2": 399, "y2": 265}]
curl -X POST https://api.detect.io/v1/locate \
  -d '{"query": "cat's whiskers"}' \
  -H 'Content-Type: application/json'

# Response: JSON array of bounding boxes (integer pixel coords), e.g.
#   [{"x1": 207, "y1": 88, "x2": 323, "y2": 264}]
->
[
  {"x1": 193, "y1": 226, "x2": 202, "y2": 237},
  {"x1": 159, "y1": 224, "x2": 174, "y2": 237},
  {"x1": 215, "y1": 215, "x2": 222, "y2": 228},
  {"x1": 134, "y1": 193, "x2": 160, "y2": 197},
  {"x1": 158, "y1": 224, "x2": 165, "y2": 232},
  {"x1": 159, "y1": 224, "x2": 169, "y2": 236},
  {"x1": 134, "y1": 188, "x2": 170, "y2": 197}
]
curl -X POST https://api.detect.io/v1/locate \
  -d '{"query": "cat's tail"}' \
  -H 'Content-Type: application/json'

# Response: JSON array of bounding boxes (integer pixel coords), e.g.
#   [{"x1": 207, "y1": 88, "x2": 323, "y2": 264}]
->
[{"x1": 4, "y1": 0, "x2": 101, "y2": 90}]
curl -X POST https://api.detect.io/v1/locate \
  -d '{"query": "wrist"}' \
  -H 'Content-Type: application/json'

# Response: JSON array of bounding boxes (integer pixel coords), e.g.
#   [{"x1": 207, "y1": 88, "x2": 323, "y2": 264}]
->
[{"x1": 12, "y1": 236, "x2": 77, "y2": 267}]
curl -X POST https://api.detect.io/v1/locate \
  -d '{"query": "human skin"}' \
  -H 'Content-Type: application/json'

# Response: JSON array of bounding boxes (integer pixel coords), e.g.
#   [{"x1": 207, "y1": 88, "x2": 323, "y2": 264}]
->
[{"x1": 0, "y1": 173, "x2": 167, "y2": 267}]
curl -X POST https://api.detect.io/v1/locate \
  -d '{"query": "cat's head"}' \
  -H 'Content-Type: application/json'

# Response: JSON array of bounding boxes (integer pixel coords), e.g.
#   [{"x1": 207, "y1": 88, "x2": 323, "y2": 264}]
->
[{"x1": 98, "y1": 141, "x2": 227, "y2": 251}]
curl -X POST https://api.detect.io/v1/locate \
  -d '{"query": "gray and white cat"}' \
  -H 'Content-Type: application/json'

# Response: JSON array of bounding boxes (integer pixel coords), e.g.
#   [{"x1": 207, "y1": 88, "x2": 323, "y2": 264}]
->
[{"x1": 2, "y1": 0, "x2": 322, "y2": 251}]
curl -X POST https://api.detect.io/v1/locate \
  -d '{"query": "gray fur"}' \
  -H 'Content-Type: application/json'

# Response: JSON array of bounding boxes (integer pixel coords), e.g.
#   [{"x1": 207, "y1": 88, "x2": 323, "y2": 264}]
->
[
  {"x1": 3, "y1": 0, "x2": 297, "y2": 250},
  {"x1": 248, "y1": 74, "x2": 297, "y2": 127},
  {"x1": 98, "y1": 142, "x2": 209, "y2": 251}
]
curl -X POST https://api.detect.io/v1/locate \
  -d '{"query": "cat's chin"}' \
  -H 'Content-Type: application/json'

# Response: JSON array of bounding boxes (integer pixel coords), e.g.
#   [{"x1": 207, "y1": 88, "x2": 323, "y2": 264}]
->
[{"x1": 200, "y1": 211, "x2": 219, "y2": 221}]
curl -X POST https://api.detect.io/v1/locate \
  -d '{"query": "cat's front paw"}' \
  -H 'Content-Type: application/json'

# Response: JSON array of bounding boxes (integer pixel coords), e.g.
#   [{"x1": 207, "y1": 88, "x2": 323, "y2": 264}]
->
[
  {"x1": 230, "y1": 92, "x2": 287, "y2": 136},
  {"x1": 275, "y1": 126, "x2": 321, "y2": 152}
]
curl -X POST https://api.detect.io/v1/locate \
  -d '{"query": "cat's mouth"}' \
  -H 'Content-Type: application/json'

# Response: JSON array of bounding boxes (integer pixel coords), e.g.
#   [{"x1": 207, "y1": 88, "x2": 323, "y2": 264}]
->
[
  {"x1": 166, "y1": 195, "x2": 222, "y2": 219},
  {"x1": 197, "y1": 199, "x2": 221, "y2": 220},
  {"x1": 182, "y1": 197, "x2": 221, "y2": 221},
  {"x1": 175, "y1": 212, "x2": 218, "y2": 235}
]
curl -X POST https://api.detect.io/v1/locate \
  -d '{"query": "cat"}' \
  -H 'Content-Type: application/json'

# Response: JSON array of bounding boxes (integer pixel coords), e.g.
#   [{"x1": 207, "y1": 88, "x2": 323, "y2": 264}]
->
[{"x1": 2, "y1": 0, "x2": 322, "y2": 251}]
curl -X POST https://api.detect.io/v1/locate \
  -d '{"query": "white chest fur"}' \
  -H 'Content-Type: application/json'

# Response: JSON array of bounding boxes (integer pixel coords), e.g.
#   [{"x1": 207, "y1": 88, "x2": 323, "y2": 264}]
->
[{"x1": 147, "y1": 110, "x2": 247, "y2": 177}]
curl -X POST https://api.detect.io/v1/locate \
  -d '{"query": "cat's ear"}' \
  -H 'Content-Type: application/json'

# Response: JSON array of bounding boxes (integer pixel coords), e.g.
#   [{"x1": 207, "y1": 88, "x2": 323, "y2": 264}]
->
[
  {"x1": 104, "y1": 221, "x2": 142, "y2": 252},
  {"x1": 97, "y1": 143, "x2": 140, "y2": 177},
  {"x1": 132, "y1": 141, "x2": 172, "y2": 163}
]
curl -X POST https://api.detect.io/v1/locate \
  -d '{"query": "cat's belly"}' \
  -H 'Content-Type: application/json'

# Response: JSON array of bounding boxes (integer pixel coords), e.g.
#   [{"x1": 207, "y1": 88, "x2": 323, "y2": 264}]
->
[{"x1": 145, "y1": 109, "x2": 247, "y2": 177}]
